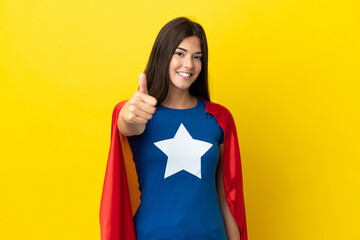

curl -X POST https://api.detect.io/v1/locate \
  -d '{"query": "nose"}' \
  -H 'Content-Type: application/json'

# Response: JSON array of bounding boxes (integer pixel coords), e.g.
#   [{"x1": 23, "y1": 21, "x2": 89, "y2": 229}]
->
[{"x1": 183, "y1": 55, "x2": 194, "y2": 69}]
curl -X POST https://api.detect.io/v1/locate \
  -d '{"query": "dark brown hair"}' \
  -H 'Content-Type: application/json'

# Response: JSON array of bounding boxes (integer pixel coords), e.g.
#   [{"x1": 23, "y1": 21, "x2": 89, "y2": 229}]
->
[{"x1": 144, "y1": 17, "x2": 210, "y2": 104}]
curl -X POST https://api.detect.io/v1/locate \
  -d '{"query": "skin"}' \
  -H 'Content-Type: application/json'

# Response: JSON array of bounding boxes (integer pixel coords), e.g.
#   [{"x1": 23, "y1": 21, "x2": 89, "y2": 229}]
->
[
  {"x1": 162, "y1": 35, "x2": 202, "y2": 109},
  {"x1": 118, "y1": 36, "x2": 240, "y2": 239},
  {"x1": 217, "y1": 144, "x2": 241, "y2": 239},
  {"x1": 117, "y1": 72, "x2": 157, "y2": 136}
]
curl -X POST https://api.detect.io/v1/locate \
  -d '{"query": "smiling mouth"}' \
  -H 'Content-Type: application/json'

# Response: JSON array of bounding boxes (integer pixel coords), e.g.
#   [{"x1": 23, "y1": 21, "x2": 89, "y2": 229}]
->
[{"x1": 177, "y1": 72, "x2": 192, "y2": 77}]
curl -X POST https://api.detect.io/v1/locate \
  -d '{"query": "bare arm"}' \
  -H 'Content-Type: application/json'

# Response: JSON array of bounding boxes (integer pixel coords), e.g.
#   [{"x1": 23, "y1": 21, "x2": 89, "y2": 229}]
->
[
  {"x1": 117, "y1": 73, "x2": 157, "y2": 136},
  {"x1": 216, "y1": 144, "x2": 241, "y2": 240}
]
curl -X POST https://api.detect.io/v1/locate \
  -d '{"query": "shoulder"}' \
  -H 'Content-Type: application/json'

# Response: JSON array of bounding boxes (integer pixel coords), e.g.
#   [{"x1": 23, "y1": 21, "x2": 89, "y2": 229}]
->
[
  {"x1": 110, "y1": 100, "x2": 129, "y2": 121},
  {"x1": 113, "y1": 100, "x2": 128, "y2": 112},
  {"x1": 202, "y1": 98, "x2": 232, "y2": 116},
  {"x1": 201, "y1": 98, "x2": 237, "y2": 130}
]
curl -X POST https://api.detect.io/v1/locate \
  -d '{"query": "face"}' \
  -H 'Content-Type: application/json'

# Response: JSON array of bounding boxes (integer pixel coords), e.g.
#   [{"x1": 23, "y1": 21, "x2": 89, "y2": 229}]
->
[{"x1": 168, "y1": 36, "x2": 202, "y2": 93}]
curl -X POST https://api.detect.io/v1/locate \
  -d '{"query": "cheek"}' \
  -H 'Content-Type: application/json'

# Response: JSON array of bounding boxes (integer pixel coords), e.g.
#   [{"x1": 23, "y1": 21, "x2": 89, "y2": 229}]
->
[
  {"x1": 196, "y1": 62, "x2": 202, "y2": 74},
  {"x1": 169, "y1": 57, "x2": 179, "y2": 71}
]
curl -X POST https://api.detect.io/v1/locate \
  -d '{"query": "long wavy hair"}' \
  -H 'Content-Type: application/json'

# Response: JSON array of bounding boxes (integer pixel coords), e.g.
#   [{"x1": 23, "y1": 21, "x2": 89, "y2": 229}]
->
[{"x1": 144, "y1": 17, "x2": 210, "y2": 104}]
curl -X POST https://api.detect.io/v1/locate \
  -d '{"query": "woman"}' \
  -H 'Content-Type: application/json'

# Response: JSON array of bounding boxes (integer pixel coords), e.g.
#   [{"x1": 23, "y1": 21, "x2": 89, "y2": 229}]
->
[{"x1": 100, "y1": 17, "x2": 247, "y2": 240}]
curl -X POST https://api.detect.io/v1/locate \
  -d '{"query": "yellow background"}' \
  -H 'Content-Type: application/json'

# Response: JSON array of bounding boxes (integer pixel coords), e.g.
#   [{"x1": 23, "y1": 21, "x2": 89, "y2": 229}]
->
[{"x1": 1, "y1": 0, "x2": 359, "y2": 239}]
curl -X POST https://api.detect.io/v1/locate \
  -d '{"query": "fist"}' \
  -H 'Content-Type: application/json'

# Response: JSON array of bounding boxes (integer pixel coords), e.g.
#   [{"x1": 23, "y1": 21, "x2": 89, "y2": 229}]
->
[{"x1": 121, "y1": 73, "x2": 157, "y2": 124}]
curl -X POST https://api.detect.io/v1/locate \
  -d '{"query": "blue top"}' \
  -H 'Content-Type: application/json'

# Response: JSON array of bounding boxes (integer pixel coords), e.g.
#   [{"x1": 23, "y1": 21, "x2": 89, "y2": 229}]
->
[{"x1": 127, "y1": 97, "x2": 227, "y2": 240}]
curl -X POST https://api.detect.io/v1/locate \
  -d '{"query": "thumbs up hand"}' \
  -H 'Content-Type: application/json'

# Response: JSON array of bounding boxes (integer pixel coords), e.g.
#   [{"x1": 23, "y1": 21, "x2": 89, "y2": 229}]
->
[{"x1": 118, "y1": 73, "x2": 157, "y2": 136}]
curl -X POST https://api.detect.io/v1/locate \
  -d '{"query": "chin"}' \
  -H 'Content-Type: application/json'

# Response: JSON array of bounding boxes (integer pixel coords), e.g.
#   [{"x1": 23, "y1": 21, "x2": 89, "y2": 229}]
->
[
  {"x1": 177, "y1": 80, "x2": 196, "y2": 89},
  {"x1": 175, "y1": 84, "x2": 191, "y2": 91},
  {"x1": 169, "y1": 78, "x2": 195, "y2": 91}
]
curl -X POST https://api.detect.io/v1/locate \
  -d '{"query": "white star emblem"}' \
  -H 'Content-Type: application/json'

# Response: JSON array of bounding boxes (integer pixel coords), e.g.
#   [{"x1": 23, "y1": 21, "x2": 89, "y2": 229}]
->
[{"x1": 154, "y1": 123, "x2": 213, "y2": 179}]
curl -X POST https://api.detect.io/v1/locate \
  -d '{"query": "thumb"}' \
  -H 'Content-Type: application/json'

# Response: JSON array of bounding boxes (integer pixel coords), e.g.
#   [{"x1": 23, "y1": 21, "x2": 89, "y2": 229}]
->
[{"x1": 139, "y1": 73, "x2": 148, "y2": 94}]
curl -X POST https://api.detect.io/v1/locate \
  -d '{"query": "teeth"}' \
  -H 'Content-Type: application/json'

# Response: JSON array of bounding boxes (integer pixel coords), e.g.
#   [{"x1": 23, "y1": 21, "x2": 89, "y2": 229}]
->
[{"x1": 178, "y1": 72, "x2": 191, "y2": 77}]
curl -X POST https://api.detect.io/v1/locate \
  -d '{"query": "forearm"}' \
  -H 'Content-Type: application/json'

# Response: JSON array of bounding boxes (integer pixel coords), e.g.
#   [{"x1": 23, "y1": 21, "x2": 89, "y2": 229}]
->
[
  {"x1": 217, "y1": 144, "x2": 241, "y2": 240},
  {"x1": 220, "y1": 200, "x2": 241, "y2": 240}
]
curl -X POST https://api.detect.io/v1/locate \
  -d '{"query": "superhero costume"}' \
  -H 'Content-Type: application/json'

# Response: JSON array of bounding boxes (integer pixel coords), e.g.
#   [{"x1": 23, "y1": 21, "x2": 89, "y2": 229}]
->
[
  {"x1": 99, "y1": 98, "x2": 248, "y2": 240},
  {"x1": 128, "y1": 97, "x2": 227, "y2": 239}
]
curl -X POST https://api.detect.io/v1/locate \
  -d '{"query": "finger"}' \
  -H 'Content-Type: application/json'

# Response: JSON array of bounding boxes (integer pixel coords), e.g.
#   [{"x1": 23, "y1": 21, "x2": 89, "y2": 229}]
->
[
  {"x1": 139, "y1": 93, "x2": 157, "y2": 107},
  {"x1": 126, "y1": 112, "x2": 148, "y2": 124},
  {"x1": 128, "y1": 98, "x2": 156, "y2": 116},
  {"x1": 139, "y1": 73, "x2": 148, "y2": 94},
  {"x1": 134, "y1": 109, "x2": 154, "y2": 120},
  {"x1": 138, "y1": 102, "x2": 157, "y2": 115}
]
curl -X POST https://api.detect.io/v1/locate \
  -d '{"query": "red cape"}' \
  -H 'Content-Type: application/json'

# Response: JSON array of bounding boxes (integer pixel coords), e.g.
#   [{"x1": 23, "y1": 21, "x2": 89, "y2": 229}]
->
[{"x1": 100, "y1": 99, "x2": 248, "y2": 240}]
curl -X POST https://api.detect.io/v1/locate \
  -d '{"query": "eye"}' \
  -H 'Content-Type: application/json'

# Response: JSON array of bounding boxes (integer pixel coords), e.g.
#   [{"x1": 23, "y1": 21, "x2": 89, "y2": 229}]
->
[
  {"x1": 174, "y1": 52, "x2": 184, "y2": 56},
  {"x1": 194, "y1": 56, "x2": 202, "y2": 61}
]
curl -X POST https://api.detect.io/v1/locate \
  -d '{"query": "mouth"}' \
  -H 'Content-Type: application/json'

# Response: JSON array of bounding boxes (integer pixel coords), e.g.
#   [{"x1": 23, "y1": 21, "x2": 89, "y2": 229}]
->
[{"x1": 176, "y1": 72, "x2": 192, "y2": 77}]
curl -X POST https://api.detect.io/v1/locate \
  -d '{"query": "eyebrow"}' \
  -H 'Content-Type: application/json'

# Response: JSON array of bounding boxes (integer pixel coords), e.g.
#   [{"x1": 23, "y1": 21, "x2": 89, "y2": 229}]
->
[{"x1": 176, "y1": 47, "x2": 202, "y2": 54}]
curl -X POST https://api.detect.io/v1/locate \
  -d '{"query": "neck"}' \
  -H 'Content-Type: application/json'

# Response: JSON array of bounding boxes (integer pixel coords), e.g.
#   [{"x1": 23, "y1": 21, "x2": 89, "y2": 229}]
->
[{"x1": 161, "y1": 88, "x2": 197, "y2": 109}]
